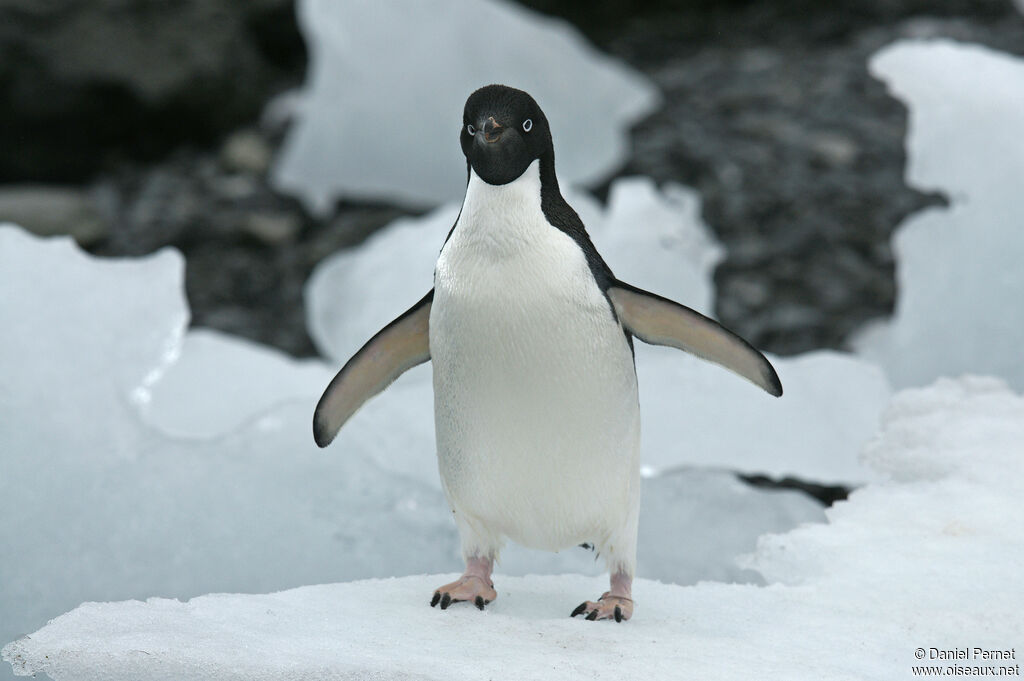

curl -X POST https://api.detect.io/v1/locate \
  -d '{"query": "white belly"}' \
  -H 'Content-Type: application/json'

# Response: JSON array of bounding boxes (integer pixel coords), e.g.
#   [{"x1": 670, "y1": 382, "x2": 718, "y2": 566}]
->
[{"x1": 430, "y1": 163, "x2": 640, "y2": 552}]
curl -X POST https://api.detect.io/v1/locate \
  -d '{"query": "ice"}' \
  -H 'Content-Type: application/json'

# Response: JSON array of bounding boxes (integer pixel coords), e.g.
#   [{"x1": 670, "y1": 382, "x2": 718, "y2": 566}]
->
[
  {"x1": 598, "y1": 178, "x2": 723, "y2": 313},
  {"x1": 854, "y1": 40, "x2": 1024, "y2": 390},
  {"x1": 635, "y1": 467, "x2": 825, "y2": 584},
  {"x1": 501, "y1": 466, "x2": 825, "y2": 584},
  {"x1": 141, "y1": 328, "x2": 333, "y2": 439},
  {"x1": 0, "y1": 226, "x2": 455, "y2": 677},
  {"x1": 0, "y1": 225, "x2": 187, "y2": 445},
  {"x1": 8, "y1": 376, "x2": 1021, "y2": 681},
  {"x1": 307, "y1": 178, "x2": 890, "y2": 483},
  {"x1": 0, "y1": 225, "x2": 826, "y2": 680},
  {"x1": 271, "y1": 0, "x2": 660, "y2": 212},
  {"x1": 637, "y1": 347, "x2": 889, "y2": 483},
  {"x1": 305, "y1": 205, "x2": 457, "y2": 365}
]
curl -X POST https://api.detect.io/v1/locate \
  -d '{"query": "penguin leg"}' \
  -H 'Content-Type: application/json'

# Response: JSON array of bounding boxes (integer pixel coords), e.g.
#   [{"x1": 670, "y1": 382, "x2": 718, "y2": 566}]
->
[
  {"x1": 430, "y1": 556, "x2": 497, "y2": 611},
  {"x1": 571, "y1": 507, "x2": 638, "y2": 622},
  {"x1": 570, "y1": 572, "x2": 634, "y2": 622}
]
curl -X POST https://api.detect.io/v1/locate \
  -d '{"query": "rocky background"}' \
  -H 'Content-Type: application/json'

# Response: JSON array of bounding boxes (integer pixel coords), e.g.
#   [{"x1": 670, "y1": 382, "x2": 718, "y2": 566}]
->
[{"x1": 2, "y1": 0, "x2": 1023, "y2": 359}]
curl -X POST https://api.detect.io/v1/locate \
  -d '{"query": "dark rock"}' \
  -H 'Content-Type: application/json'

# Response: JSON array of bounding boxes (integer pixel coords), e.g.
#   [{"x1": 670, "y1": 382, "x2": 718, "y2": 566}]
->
[
  {"x1": 737, "y1": 473, "x2": 851, "y2": 507},
  {"x1": 0, "y1": 184, "x2": 108, "y2": 245},
  {"x1": 85, "y1": 146, "x2": 406, "y2": 357},
  {"x1": 241, "y1": 212, "x2": 301, "y2": 245},
  {"x1": 220, "y1": 129, "x2": 273, "y2": 175},
  {"x1": 591, "y1": 3, "x2": 1024, "y2": 356},
  {"x1": 0, "y1": 0, "x2": 306, "y2": 182}
]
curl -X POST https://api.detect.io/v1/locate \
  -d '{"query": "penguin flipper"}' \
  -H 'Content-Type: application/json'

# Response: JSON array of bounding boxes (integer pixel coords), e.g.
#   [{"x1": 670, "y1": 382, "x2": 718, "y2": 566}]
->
[
  {"x1": 313, "y1": 290, "x2": 434, "y2": 447},
  {"x1": 607, "y1": 282, "x2": 782, "y2": 397}
]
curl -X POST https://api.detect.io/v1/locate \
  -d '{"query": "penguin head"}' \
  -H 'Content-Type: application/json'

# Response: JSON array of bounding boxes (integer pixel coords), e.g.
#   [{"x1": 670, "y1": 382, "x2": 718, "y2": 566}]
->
[{"x1": 461, "y1": 84, "x2": 552, "y2": 186}]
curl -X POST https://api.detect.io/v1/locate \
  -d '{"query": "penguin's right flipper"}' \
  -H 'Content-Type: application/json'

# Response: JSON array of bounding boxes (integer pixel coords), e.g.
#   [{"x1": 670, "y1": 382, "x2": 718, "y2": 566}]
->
[
  {"x1": 607, "y1": 282, "x2": 782, "y2": 397},
  {"x1": 313, "y1": 290, "x2": 433, "y2": 447}
]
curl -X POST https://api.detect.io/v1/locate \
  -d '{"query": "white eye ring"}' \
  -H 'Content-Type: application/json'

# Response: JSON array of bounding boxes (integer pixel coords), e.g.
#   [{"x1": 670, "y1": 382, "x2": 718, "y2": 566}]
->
[
  {"x1": 466, "y1": 124, "x2": 476, "y2": 135},
  {"x1": 522, "y1": 119, "x2": 533, "y2": 132}
]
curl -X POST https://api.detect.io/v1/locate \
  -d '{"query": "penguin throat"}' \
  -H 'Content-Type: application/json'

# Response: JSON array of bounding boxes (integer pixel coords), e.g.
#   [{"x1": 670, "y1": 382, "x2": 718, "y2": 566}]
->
[
  {"x1": 454, "y1": 160, "x2": 554, "y2": 256},
  {"x1": 464, "y1": 160, "x2": 542, "y2": 209}
]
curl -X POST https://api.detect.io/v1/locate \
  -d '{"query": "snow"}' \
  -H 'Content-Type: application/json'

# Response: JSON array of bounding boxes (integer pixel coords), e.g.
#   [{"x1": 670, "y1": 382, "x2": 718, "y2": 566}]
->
[
  {"x1": 854, "y1": 40, "x2": 1024, "y2": 391},
  {"x1": 0, "y1": 225, "x2": 824, "y2": 681},
  {"x1": 7, "y1": 376, "x2": 1022, "y2": 681},
  {"x1": 307, "y1": 177, "x2": 890, "y2": 483},
  {"x1": 271, "y1": 0, "x2": 660, "y2": 212}
]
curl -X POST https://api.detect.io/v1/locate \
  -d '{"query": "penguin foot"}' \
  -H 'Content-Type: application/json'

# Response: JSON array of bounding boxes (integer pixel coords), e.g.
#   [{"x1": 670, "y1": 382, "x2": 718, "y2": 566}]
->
[
  {"x1": 570, "y1": 592, "x2": 633, "y2": 622},
  {"x1": 430, "y1": 575, "x2": 497, "y2": 611}
]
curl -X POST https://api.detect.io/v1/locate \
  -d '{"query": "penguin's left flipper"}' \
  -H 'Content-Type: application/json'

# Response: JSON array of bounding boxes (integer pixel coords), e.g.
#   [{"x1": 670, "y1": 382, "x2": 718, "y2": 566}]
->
[
  {"x1": 608, "y1": 282, "x2": 782, "y2": 397},
  {"x1": 313, "y1": 290, "x2": 433, "y2": 448}
]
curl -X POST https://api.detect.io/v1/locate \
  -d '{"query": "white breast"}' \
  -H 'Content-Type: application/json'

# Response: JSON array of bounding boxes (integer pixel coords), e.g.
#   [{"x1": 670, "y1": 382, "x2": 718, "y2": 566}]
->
[{"x1": 430, "y1": 161, "x2": 641, "y2": 553}]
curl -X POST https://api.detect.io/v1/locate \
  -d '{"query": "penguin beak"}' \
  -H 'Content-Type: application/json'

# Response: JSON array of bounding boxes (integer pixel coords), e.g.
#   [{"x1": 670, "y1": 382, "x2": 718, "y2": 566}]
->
[{"x1": 479, "y1": 116, "x2": 504, "y2": 144}]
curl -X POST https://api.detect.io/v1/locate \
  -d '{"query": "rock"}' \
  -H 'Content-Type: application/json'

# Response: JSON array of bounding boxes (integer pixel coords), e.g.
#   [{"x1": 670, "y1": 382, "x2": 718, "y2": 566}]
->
[
  {"x1": 241, "y1": 212, "x2": 301, "y2": 245},
  {"x1": 808, "y1": 131, "x2": 860, "y2": 168},
  {"x1": 0, "y1": 0, "x2": 306, "y2": 182},
  {"x1": 211, "y1": 175, "x2": 259, "y2": 202},
  {"x1": 220, "y1": 129, "x2": 273, "y2": 175},
  {"x1": 0, "y1": 185, "x2": 108, "y2": 245}
]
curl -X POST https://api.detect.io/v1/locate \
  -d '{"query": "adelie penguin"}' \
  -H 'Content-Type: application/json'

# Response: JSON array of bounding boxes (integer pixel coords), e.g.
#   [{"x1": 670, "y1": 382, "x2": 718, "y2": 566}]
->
[{"x1": 314, "y1": 84, "x2": 782, "y2": 622}]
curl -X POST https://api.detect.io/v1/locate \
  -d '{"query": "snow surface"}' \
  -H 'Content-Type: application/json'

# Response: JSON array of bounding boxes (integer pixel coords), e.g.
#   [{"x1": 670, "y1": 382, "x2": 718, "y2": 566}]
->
[
  {"x1": 7, "y1": 376, "x2": 1022, "y2": 681},
  {"x1": 0, "y1": 225, "x2": 824, "y2": 681},
  {"x1": 855, "y1": 40, "x2": 1024, "y2": 391},
  {"x1": 307, "y1": 177, "x2": 889, "y2": 483},
  {"x1": 271, "y1": 0, "x2": 659, "y2": 212}
]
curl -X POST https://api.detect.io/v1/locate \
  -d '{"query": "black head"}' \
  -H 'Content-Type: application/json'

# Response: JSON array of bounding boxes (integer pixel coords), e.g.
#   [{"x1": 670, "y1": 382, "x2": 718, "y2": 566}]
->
[{"x1": 460, "y1": 84, "x2": 552, "y2": 186}]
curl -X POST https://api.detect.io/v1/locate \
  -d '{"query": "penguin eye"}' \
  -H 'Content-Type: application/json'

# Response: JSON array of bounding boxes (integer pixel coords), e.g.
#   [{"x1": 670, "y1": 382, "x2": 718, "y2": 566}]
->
[
  {"x1": 466, "y1": 124, "x2": 476, "y2": 136},
  {"x1": 522, "y1": 119, "x2": 533, "y2": 132}
]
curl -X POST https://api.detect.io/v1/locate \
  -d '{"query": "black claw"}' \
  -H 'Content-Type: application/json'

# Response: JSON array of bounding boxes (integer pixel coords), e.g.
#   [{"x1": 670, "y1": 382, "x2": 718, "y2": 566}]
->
[
  {"x1": 430, "y1": 592, "x2": 440, "y2": 607},
  {"x1": 440, "y1": 593, "x2": 452, "y2": 610},
  {"x1": 474, "y1": 596, "x2": 485, "y2": 610},
  {"x1": 571, "y1": 602, "x2": 587, "y2": 618},
  {"x1": 586, "y1": 610, "x2": 599, "y2": 621},
  {"x1": 614, "y1": 605, "x2": 623, "y2": 622}
]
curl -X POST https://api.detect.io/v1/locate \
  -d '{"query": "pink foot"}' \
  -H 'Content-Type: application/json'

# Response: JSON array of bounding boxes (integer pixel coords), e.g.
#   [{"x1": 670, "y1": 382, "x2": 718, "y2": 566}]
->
[
  {"x1": 570, "y1": 592, "x2": 633, "y2": 622},
  {"x1": 571, "y1": 572, "x2": 633, "y2": 622},
  {"x1": 430, "y1": 557, "x2": 497, "y2": 611}
]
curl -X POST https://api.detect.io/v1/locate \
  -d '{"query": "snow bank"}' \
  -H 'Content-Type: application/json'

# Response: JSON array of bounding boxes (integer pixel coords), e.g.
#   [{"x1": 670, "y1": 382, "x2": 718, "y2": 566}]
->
[
  {"x1": 0, "y1": 225, "x2": 824, "y2": 677},
  {"x1": 8, "y1": 376, "x2": 1021, "y2": 681},
  {"x1": 307, "y1": 178, "x2": 889, "y2": 483},
  {"x1": 855, "y1": 40, "x2": 1024, "y2": 390},
  {"x1": 271, "y1": 0, "x2": 660, "y2": 212}
]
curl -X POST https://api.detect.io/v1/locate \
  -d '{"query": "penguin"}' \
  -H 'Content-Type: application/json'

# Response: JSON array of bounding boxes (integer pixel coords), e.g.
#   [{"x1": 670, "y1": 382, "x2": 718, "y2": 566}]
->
[{"x1": 313, "y1": 84, "x2": 782, "y2": 622}]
